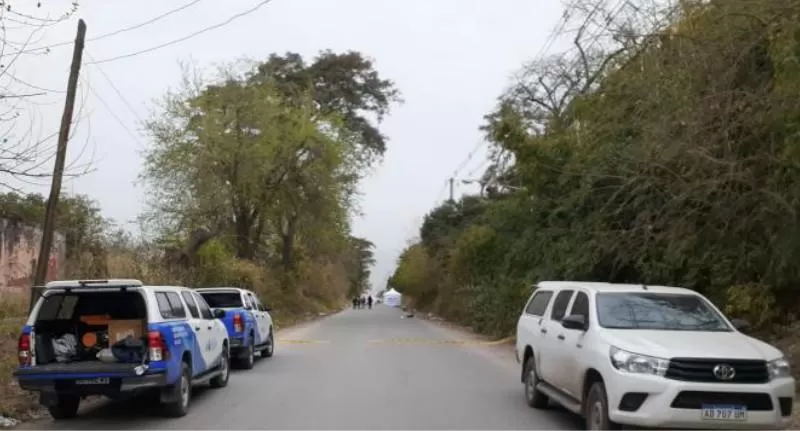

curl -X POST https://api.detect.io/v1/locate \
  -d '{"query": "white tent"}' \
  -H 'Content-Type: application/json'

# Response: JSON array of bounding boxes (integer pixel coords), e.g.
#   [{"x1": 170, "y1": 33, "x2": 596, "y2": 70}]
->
[{"x1": 383, "y1": 288, "x2": 402, "y2": 307}]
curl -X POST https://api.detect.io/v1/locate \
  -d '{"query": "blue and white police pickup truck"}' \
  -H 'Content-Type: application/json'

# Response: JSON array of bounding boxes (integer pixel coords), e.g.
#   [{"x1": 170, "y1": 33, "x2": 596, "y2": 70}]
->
[
  {"x1": 13, "y1": 279, "x2": 231, "y2": 419},
  {"x1": 196, "y1": 287, "x2": 274, "y2": 370}
]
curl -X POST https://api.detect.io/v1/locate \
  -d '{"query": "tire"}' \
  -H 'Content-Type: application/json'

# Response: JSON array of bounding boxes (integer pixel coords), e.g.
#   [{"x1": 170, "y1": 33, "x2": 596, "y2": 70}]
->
[
  {"x1": 585, "y1": 381, "x2": 620, "y2": 430},
  {"x1": 47, "y1": 394, "x2": 80, "y2": 420},
  {"x1": 163, "y1": 362, "x2": 191, "y2": 418},
  {"x1": 523, "y1": 356, "x2": 549, "y2": 409},
  {"x1": 209, "y1": 346, "x2": 230, "y2": 388},
  {"x1": 260, "y1": 330, "x2": 274, "y2": 358},
  {"x1": 238, "y1": 336, "x2": 255, "y2": 370}
]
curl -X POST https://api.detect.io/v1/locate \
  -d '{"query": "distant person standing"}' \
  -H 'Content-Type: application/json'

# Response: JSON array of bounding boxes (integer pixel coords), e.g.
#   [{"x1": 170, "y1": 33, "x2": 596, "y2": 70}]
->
[
  {"x1": 367, "y1": 295, "x2": 373, "y2": 309},
  {"x1": 352, "y1": 297, "x2": 358, "y2": 309}
]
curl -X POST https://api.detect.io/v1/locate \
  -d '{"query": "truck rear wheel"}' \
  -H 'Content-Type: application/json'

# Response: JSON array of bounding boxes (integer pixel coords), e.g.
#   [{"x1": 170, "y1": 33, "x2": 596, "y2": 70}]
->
[
  {"x1": 260, "y1": 330, "x2": 274, "y2": 358},
  {"x1": 47, "y1": 394, "x2": 80, "y2": 420},
  {"x1": 163, "y1": 362, "x2": 191, "y2": 417},
  {"x1": 237, "y1": 336, "x2": 255, "y2": 370},
  {"x1": 209, "y1": 347, "x2": 230, "y2": 388}
]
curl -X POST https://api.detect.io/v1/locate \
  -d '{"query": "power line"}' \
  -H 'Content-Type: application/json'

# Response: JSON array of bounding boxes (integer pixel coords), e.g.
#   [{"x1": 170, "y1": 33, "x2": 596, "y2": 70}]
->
[
  {"x1": 18, "y1": 0, "x2": 203, "y2": 55},
  {"x1": 85, "y1": 78, "x2": 147, "y2": 151},
  {"x1": 86, "y1": 0, "x2": 276, "y2": 65},
  {"x1": 440, "y1": 5, "x2": 575, "y2": 193},
  {"x1": 445, "y1": 0, "x2": 630, "y2": 195},
  {"x1": 85, "y1": 51, "x2": 145, "y2": 125}
]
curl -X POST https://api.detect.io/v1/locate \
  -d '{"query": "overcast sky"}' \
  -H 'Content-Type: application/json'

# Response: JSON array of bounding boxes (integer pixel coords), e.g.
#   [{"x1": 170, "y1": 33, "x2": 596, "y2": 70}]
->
[{"x1": 6, "y1": 0, "x2": 566, "y2": 293}]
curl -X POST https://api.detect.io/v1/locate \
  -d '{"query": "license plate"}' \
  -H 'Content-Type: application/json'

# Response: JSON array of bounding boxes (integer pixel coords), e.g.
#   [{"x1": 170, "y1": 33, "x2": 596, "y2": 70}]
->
[
  {"x1": 701, "y1": 404, "x2": 747, "y2": 421},
  {"x1": 75, "y1": 377, "x2": 110, "y2": 385}
]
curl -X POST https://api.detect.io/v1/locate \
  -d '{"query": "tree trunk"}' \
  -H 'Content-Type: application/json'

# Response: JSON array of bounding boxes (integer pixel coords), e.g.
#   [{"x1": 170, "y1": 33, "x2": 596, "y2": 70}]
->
[
  {"x1": 281, "y1": 214, "x2": 298, "y2": 272},
  {"x1": 234, "y1": 208, "x2": 255, "y2": 260}
]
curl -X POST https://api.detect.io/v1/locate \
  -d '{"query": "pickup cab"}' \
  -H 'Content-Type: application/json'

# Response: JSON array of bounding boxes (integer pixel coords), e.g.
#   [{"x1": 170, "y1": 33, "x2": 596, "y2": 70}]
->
[
  {"x1": 13, "y1": 279, "x2": 231, "y2": 419},
  {"x1": 196, "y1": 287, "x2": 274, "y2": 370}
]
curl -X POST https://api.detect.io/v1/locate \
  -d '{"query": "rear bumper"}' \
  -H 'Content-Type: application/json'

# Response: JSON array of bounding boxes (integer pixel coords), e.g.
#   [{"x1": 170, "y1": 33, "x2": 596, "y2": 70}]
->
[
  {"x1": 15, "y1": 371, "x2": 168, "y2": 395},
  {"x1": 230, "y1": 336, "x2": 246, "y2": 349}
]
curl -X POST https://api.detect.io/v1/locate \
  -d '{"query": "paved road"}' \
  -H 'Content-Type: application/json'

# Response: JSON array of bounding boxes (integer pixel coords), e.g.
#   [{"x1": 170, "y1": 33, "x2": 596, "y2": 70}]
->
[{"x1": 19, "y1": 306, "x2": 582, "y2": 429}]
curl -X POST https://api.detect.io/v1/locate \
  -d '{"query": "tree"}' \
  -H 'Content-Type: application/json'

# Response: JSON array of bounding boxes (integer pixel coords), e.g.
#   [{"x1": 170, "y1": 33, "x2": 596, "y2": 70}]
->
[
  {"x1": 391, "y1": 0, "x2": 800, "y2": 336},
  {"x1": 0, "y1": 1, "x2": 86, "y2": 191},
  {"x1": 346, "y1": 236, "x2": 375, "y2": 297},
  {"x1": 249, "y1": 50, "x2": 402, "y2": 164},
  {"x1": 142, "y1": 59, "x2": 388, "y2": 295}
]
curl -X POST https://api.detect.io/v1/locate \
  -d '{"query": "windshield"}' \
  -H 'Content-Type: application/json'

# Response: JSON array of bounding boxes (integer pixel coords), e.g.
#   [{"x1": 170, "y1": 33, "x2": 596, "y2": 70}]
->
[
  {"x1": 596, "y1": 292, "x2": 731, "y2": 331},
  {"x1": 199, "y1": 292, "x2": 243, "y2": 308}
]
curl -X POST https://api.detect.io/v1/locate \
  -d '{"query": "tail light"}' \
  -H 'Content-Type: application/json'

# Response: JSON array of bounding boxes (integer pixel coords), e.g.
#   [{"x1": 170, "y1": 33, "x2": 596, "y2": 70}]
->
[
  {"x1": 18, "y1": 333, "x2": 31, "y2": 367},
  {"x1": 233, "y1": 313, "x2": 243, "y2": 333},
  {"x1": 147, "y1": 331, "x2": 168, "y2": 361}
]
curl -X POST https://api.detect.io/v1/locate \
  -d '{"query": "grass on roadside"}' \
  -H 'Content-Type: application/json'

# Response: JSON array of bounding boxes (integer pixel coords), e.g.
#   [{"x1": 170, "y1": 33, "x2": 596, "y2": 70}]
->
[{"x1": 0, "y1": 317, "x2": 38, "y2": 420}]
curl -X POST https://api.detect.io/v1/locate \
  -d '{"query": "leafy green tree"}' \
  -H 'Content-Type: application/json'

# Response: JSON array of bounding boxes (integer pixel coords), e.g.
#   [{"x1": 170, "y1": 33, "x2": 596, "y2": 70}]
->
[
  {"x1": 392, "y1": 0, "x2": 800, "y2": 336},
  {"x1": 250, "y1": 50, "x2": 402, "y2": 162}
]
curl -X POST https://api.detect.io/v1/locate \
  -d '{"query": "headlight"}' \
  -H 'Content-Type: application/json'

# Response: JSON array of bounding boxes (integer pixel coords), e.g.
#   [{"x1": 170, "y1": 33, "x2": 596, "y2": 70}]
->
[
  {"x1": 767, "y1": 357, "x2": 791, "y2": 379},
  {"x1": 609, "y1": 346, "x2": 668, "y2": 376}
]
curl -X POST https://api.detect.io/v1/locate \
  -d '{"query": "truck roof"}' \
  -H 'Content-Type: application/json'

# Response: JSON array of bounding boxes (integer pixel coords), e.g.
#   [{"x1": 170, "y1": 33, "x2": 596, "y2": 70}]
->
[
  {"x1": 536, "y1": 281, "x2": 698, "y2": 295},
  {"x1": 44, "y1": 279, "x2": 145, "y2": 289},
  {"x1": 195, "y1": 287, "x2": 250, "y2": 293}
]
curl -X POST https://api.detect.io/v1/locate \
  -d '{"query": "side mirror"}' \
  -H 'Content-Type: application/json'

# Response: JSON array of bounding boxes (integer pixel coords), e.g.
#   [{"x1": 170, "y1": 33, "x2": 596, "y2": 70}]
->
[
  {"x1": 730, "y1": 318, "x2": 750, "y2": 332},
  {"x1": 262, "y1": 305, "x2": 271, "y2": 312},
  {"x1": 213, "y1": 308, "x2": 226, "y2": 319},
  {"x1": 561, "y1": 314, "x2": 587, "y2": 331}
]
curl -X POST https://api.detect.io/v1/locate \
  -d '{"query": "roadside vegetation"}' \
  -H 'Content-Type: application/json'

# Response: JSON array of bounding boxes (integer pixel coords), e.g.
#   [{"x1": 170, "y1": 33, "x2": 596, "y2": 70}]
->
[
  {"x1": 0, "y1": 50, "x2": 397, "y2": 419},
  {"x1": 389, "y1": 0, "x2": 800, "y2": 387}
]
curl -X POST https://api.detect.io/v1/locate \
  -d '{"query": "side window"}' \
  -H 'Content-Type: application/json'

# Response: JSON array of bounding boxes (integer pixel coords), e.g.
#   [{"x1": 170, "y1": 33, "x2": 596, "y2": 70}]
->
[
  {"x1": 248, "y1": 293, "x2": 261, "y2": 310},
  {"x1": 525, "y1": 290, "x2": 553, "y2": 316},
  {"x1": 549, "y1": 290, "x2": 575, "y2": 322},
  {"x1": 165, "y1": 292, "x2": 187, "y2": 319},
  {"x1": 569, "y1": 291, "x2": 590, "y2": 322},
  {"x1": 250, "y1": 293, "x2": 263, "y2": 309},
  {"x1": 181, "y1": 291, "x2": 200, "y2": 318},
  {"x1": 194, "y1": 293, "x2": 214, "y2": 319},
  {"x1": 155, "y1": 292, "x2": 175, "y2": 319}
]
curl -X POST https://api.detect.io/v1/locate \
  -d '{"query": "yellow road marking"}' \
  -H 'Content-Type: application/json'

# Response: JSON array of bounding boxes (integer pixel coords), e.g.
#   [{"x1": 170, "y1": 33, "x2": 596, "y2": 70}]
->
[
  {"x1": 277, "y1": 339, "x2": 330, "y2": 344},
  {"x1": 368, "y1": 337, "x2": 511, "y2": 346}
]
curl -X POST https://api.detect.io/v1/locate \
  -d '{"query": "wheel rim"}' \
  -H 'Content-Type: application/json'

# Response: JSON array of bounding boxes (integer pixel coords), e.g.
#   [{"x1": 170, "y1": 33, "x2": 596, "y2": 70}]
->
[
  {"x1": 180, "y1": 374, "x2": 189, "y2": 408},
  {"x1": 525, "y1": 367, "x2": 536, "y2": 400},
  {"x1": 590, "y1": 400, "x2": 603, "y2": 430},
  {"x1": 220, "y1": 352, "x2": 229, "y2": 381}
]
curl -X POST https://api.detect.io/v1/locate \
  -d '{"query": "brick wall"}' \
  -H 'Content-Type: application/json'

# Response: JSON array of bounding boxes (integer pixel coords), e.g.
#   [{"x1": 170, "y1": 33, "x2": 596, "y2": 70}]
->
[{"x1": 0, "y1": 219, "x2": 66, "y2": 293}]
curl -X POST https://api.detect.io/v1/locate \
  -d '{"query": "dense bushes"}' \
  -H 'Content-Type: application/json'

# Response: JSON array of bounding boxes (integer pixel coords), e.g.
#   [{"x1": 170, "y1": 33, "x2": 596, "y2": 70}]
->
[{"x1": 391, "y1": 0, "x2": 800, "y2": 338}]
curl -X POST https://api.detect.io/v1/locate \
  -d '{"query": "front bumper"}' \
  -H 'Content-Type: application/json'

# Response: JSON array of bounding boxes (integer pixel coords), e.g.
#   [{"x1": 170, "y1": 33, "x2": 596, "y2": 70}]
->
[{"x1": 606, "y1": 373, "x2": 795, "y2": 429}]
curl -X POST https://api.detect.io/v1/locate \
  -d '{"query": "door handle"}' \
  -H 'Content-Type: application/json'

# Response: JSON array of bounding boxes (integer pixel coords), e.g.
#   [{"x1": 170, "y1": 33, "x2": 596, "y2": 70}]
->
[
  {"x1": 207, "y1": 326, "x2": 212, "y2": 330},
  {"x1": 540, "y1": 328, "x2": 547, "y2": 334},
  {"x1": 194, "y1": 327, "x2": 201, "y2": 331},
  {"x1": 557, "y1": 334, "x2": 565, "y2": 341}
]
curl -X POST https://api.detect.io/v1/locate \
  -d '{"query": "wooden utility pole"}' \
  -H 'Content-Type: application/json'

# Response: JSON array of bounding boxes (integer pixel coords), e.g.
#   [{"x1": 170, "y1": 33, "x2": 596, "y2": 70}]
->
[
  {"x1": 448, "y1": 177, "x2": 454, "y2": 202},
  {"x1": 30, "y1": 19, "x2": 87, "y2": 310}
]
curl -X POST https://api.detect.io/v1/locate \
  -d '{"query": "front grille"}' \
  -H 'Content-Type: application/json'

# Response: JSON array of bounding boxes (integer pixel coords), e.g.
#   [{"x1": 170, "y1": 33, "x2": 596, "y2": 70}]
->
[
  {"x1": 665, "y1": 358, "x2": 769, "y2": 384},
  {"x1": 671, "y1": 391, "x2": 773, "y2": 411}
]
